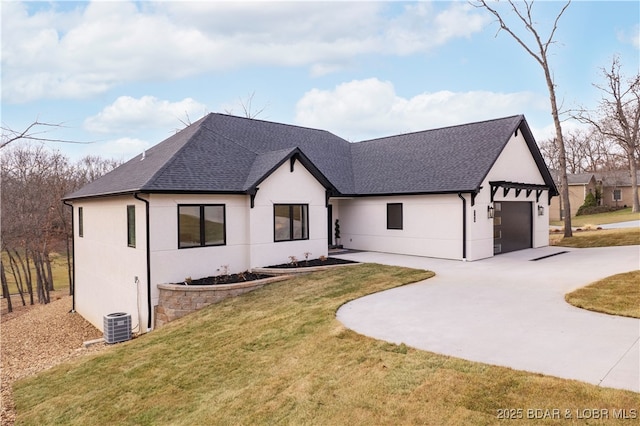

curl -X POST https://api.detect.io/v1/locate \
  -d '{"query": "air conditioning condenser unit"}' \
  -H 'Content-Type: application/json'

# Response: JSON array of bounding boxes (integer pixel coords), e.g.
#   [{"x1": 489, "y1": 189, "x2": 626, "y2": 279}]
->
[{"x1": 103, "y1": 312, "x2": 132, "y2": 344}]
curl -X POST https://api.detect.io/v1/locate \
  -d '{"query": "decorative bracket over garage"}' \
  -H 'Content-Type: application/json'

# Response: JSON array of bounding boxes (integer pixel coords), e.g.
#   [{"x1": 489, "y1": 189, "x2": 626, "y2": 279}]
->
[{"x1": 489, "y1": 181, "x2": 550, "y2": 203}]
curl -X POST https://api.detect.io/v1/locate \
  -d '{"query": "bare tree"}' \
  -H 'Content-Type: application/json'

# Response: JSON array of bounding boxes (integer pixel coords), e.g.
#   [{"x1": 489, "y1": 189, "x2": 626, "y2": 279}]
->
[
  {"x1": 574, "y1": 56, "x2": 640, "y2": 212},
  {"x1": 0, "y1": 144, "x2": 120, "y2": 309},
  {"x1": 474, "y1": 0, "x2": 573, "y2": 236},
  {"x1": 225, "y1": 91, "x2": 268, "y2": 119}
]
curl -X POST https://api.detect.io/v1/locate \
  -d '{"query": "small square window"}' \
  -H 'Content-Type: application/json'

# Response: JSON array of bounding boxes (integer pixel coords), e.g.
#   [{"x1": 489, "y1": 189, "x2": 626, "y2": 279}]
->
[
  {"x1": 387, "y1": 203, "x2": 403, "y2": 230},
  {"x1": 178, "y1": 205, "x2": 226, "y2": 248},
  {"x1": 274, "y1": 204, "x2": 309, "y2": 242}
]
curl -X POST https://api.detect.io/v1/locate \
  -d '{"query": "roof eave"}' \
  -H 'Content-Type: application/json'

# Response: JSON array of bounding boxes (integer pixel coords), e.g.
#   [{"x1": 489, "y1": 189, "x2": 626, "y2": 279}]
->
[{"x1": 244, "y1": 147, "x2": 338, "y2": 194}]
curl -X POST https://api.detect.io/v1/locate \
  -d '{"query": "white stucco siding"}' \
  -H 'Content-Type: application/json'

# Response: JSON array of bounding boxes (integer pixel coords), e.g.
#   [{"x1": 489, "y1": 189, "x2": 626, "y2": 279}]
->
[
  {"x1": 148, "y1": 194, "x2": 250, "y2": 300},
  {"x1": 74, "y1": 196, "x2": 147, "y2": 332},
  {"x1": 467, "y1": 131, "x2": 550, "y2": 260},
  {"x1": 338, "y1": 195, "x2": 464, "y2": 260},
  {"x1": 249, "y1": 160, "x2": 328, "y2": 268}
]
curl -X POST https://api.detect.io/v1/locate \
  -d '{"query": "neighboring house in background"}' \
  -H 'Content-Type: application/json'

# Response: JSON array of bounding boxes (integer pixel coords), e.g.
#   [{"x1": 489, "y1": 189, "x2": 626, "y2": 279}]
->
[
  {"x1": 549, "y1": 171, "x2": 640, "y2": 221},
  {"x1": 549, "y1": 173, "x2": 597, "y2": 221},
  {"x1": 64, "y1": 113, "x2": 558, "y2": 333},
  {"x1": 597, "y1": 171, "x2": 640, "y2": 209}
]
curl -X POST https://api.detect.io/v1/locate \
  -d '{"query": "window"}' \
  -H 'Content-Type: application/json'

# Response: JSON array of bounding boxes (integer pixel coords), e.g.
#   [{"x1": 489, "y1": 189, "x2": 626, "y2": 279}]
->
[
  {"x1": 613, "y1": 189, "x2": 622, "y2": 201},
  {"x1": 78, "y1": 207, "x2": 84, "y2": 237},
  {"x1": 274, "y1": 204, "x2": 308, "y2": 242},
  {"x1": 178, "y1": 205, "x2": 226, "y2": 248},
  {"x1": 127, "y1": 205, "x2": 136, "y2": 248},
  {"x1": 387, "y1": 203, "x2": 403, "y2": 230}
]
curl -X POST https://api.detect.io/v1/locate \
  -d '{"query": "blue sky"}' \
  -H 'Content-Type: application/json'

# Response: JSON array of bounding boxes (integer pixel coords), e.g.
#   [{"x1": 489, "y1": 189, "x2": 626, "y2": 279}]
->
[{"x1": 2, "y1": 0, "x2": 638, "y2": 161}]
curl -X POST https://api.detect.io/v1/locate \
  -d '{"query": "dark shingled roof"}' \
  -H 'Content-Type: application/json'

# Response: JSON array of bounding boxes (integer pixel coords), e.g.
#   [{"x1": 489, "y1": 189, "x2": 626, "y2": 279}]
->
[
  {"x1": 65, "y1": 113, "x2": 556, "y2": 200},
  {"x1": 351, "y1": 115, "x2": 530, "y2": 194}
]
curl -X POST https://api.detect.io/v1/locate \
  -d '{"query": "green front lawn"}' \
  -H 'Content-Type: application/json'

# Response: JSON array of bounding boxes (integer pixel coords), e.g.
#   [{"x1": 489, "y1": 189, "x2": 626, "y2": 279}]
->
[
  {"x1": 550, "y1": 207, "x2": 640, "y2": 227},
  {"x1": 566, "y1": 270, "x2": 640, "y2": 318},
  {"x1": 14, "y1": 264, "x2": 637, "y2": 425}
]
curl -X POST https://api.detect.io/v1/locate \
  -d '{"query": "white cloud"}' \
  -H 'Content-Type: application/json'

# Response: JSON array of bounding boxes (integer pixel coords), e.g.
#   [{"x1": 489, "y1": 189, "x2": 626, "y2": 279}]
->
[
  {"x1": 617, "y1": 24, "x2": 640, "y2": 49},
  {"x1": 2, "y1": 1, "x2": 489, "y2": 102},
  {"x1": 295, "y1": 78, "x2": 547, "y2": 141},
  {"x1": 84, "y1": 96, "x2": 207, "y2": 134}
]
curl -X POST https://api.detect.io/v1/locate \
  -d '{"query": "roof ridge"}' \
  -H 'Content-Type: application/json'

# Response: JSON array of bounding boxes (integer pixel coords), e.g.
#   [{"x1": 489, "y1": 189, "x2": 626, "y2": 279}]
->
[
  {"x1": 206, "y1": 112, "x2": 344, "y2": 139},
  {"x1": 356, "y1": 114, "x2": 524, "y2": 144}
]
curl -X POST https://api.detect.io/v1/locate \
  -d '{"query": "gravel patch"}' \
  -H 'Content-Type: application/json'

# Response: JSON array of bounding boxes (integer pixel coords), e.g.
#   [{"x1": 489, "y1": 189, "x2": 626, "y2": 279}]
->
[{"x1": 1, "y1": 293, "x2": 107, "y2": 425}]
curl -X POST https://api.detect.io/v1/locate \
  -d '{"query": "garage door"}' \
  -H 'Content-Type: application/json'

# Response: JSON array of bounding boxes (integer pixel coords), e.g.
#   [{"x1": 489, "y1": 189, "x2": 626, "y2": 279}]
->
[{"x1": 493, "y1": 201, "x2": 532, "y2": 254}]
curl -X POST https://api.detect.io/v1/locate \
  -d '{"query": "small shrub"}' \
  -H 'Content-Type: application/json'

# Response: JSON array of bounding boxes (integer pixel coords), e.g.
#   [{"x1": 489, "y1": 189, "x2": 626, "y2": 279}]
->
[
  {"x1": 576, "y1": 205, "x2": 625, "y2": 216},
  {"x1": 583, "y1": 192, "x2": 597, "y2": 207}
]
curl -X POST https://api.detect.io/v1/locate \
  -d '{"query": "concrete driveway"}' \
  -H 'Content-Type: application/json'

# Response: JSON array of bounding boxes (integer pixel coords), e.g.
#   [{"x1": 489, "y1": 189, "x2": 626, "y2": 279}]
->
[{"x1": 335, "y1": 246, "x2": 640, "y2": 392}]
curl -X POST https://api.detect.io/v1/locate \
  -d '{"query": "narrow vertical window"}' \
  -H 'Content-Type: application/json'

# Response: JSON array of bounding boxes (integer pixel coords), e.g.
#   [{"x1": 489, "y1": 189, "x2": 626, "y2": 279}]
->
[
  {"x1": 387, "y1": 203, "x2": 403, "y2": 230},
  {"x1": 78, "y1": 207, "x2": 84, "y2": 237},
  {"x1": 127, "y1": 205, "x2": 136, "y2": 248},
  {"x1": 613, "y1": 189, "x2": 622, "y2": 201}
]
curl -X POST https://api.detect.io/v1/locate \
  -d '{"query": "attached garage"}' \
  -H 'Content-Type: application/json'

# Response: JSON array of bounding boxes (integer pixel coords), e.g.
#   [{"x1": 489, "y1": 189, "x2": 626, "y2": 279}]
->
[{"x1": 493, "y1": 201, "x2": 532, "y2": 254}]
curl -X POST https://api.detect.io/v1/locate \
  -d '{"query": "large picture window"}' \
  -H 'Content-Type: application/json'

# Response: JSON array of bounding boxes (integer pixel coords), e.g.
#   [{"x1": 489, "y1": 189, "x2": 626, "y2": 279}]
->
[
  {"x1": 387, "y1": 203, "x2": 403, "y2": 230},
  {"x1": 274, "y1": 204, "x2": 308, "y2": 242},
  {"x1": 178, "y1": 205, "x2": 226, "y2": 248}
]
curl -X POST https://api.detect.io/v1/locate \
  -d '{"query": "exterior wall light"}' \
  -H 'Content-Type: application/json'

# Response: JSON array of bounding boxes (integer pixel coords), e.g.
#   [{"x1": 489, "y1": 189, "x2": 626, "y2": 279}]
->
[
  {"x1": 487, "y1": 205, "x2": 494, "y2": 219},
  {"x1": 538, "y1": 205, "x2": 544, "y2": 216}
]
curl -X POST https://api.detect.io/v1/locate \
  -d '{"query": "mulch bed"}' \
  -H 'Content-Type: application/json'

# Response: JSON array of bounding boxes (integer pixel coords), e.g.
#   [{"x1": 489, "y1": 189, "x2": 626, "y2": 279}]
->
[
  {"x1": 176, "y1": 258, "x2": 357, "y2": 286},
  {"x1": 266, "y1": 257, "x2": 357, "y2": 269},
  {"x1": 183, "y1": 272, "x2": 271, "y2": 286}
]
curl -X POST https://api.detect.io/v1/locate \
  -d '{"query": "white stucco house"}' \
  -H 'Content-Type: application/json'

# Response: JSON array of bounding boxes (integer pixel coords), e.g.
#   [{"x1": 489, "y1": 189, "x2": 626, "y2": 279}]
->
[{"x1": 64, "y1": 113, "x2": 558, "y2": 333}]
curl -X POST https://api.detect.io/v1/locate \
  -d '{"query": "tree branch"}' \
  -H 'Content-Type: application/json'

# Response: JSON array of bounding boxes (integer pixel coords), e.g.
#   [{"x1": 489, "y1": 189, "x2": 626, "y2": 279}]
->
[{"x1": 1, "y1": 120, "x2": 94, "y2": 149}]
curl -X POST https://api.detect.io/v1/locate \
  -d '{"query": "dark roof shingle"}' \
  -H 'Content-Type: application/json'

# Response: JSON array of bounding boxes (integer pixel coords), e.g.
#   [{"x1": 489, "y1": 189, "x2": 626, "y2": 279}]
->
[{"x1": 65, "y1": 113, "x2": 556, "y2": 200}]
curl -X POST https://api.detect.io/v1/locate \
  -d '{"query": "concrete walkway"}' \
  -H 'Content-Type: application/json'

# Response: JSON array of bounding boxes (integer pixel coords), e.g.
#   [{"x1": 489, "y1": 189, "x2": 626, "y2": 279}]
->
[
  {"x1": 335, "y1": 246, "x2": 640, "y2": 392},
  {"x1": 600, "y1": 220, "x2": 640, "y2": 229}
]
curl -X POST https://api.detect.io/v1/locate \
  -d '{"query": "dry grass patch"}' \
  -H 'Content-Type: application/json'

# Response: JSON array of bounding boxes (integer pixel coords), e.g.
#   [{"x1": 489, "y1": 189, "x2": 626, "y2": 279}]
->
[
  {"x1": 566, "y1": 270, "x2": 640, "y2": 318},
  {"x1": 13, "y1": 264, "x2": 639, "y2": 425},
  {"x1": 550, "y1": 228, "x2": 640, "y2": 248},
  {"x1": 550, "y1": 207, "x2": 640, "y2": 227}
]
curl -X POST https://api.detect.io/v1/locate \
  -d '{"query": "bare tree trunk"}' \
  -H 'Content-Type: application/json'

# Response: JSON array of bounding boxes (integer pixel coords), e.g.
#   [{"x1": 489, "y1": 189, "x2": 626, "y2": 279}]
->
[
  {"x1": 65, "y1": 236, "x2": 73, "y2": 296},
  {"x1": 1, "y1": 260, "x2": 12, "y2": 313},
  {"x1": 629, "y1": 155, "x2": 639, "y2": 213},
  {"x1": 543, "y1": 65, "x2": 573, "y2": 236},
  {"x1": 6, "y1": 250, "x2": 26, "y2": 306},
  {"x1": 44, "y1": 249, "x2": 54, "y2": 291},
  {"x1": 14, "y1": 249, "x2": 35, "y2": 305},
  {"x1": 33, "y1": 250, "x2": 50, "y2": 304},
  {"x1": 475, "y1": 0, "x2": 573, "y2": 237}
]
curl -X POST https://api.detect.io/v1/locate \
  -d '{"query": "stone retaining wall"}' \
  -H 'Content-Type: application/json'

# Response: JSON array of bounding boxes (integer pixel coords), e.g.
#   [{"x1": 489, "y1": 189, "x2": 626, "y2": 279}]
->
[{"x1": 154, "y1": 276, "x2": 290, "y2": 328}]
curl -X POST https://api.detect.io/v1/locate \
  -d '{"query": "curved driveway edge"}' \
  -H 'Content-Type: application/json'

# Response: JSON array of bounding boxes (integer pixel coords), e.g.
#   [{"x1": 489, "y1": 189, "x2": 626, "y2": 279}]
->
[{"x1": 335, "y1": 246, "x2": 640, "y2": 392}]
